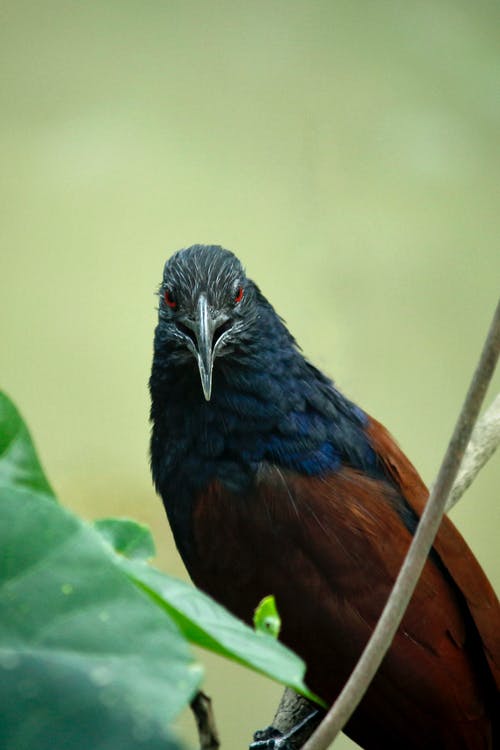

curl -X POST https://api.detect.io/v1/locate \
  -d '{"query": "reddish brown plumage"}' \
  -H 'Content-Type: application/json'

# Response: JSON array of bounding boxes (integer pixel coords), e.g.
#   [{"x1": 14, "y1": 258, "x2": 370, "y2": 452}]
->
[
  {"x1": 190, "y1": 417, "x2": 499, "y2": 749},
  {"x1": 367, "y1": 417, "x2": 500, "y2": 692}
]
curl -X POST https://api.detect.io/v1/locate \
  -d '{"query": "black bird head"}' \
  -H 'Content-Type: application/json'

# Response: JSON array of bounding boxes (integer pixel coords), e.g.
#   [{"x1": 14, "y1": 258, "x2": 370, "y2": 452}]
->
[{"x1": 156, "y1": 245, "x2": 258, "y2": 400}]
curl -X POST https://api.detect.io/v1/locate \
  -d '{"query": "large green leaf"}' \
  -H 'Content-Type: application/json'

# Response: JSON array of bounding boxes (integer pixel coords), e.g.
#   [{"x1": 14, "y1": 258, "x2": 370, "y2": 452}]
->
[
  {"x1": 95, "y1": 517, "x2": 156, "y2": 561},
  {"x1": 0, "y1": 391, "x2": 54, "y2": 500},
  {"x1": 0, "y1": 392, "x2": 201, "y2": 750},
  {"x1": 96, "y1": 518, "x2": 323, "y2": 706}
]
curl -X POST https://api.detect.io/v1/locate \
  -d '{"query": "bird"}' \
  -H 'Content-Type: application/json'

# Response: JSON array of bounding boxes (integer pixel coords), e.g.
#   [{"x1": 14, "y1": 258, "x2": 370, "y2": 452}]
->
[{"x1": 149, "y1": 244, "x2": 500, "y2": 750}]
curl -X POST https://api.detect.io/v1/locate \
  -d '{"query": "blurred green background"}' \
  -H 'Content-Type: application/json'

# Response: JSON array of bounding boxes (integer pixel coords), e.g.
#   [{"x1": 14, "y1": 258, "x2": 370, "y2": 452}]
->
[{"x1": 1, "y1": 2, "x2": 499, "y2": 748}]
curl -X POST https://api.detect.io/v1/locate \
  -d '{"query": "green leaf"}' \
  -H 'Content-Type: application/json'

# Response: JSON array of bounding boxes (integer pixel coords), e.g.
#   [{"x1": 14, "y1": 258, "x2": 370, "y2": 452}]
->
[
  {"x1": 94, "y1": 505, "x2": 323, "y2": 705},
  {"x1": 0, "y1": 392, "x2": 201, "y2": 750},
  {"x1": 0, "y1": 391, "x2": 54, "y2": 500},
  {"x1": 253, "y1": 595, "x2": 281, "y2": 639},
  {"x1": 0, "y1": 489, "x2": 200, "y2": 750},
  {"x1": 95, "y1": 518, "x2": 156, "y2": 561},
  {"x1": 116, "y1": 557, "x2": 324, "y2": 707}
]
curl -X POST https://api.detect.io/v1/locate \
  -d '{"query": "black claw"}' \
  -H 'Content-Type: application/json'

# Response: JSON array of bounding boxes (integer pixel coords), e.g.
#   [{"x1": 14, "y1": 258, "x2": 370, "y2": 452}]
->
[
  {"x1": 250, "y1": 726, "x2": 289, "y2": 749},
  {"x1": 250, "y1": 710, "x2": 321, "y2": 750}
]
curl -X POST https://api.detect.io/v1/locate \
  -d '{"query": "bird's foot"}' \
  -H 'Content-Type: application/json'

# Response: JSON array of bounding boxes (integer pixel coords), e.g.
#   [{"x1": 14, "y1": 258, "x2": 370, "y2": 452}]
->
[
  {"x1": 249, "y1": 710, "x2": 320, "y2": 750},
  {"x1": 250, "y1": 726, "x2": 288, "y2": 749}
]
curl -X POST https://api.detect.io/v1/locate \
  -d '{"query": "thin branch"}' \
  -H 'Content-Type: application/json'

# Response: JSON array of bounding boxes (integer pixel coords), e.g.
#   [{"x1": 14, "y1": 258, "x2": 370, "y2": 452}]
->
[
  {"x1": 190, "y1": 691, "x2": 220, "y2": 750},
  {"x1": 446, "y1": 393, "x2": 500, "y2": 511},
  {"x1": 302, "y1": 299, "x2": 500, "y2": 750}
]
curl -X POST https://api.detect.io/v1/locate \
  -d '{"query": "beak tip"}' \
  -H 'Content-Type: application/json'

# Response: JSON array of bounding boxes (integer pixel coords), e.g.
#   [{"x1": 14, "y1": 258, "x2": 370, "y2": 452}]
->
[{"x1": 198, "y1": 360, "x2": 213, "y2": 402}]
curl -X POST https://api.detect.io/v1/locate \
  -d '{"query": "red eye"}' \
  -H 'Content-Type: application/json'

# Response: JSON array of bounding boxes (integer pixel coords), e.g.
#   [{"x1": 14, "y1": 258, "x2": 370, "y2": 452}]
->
[
  {"x1": 234, "y1": 286, "x2": 244, "y2": 304},
  {"x1": 164, "y1": 289, "x2": 177, "y2": 309}
]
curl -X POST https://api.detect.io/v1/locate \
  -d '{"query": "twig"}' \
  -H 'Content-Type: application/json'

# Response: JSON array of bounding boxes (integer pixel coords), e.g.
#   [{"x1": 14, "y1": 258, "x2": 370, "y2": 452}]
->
[
  {"x1": 301, "y1": 299, "x2": 500, "y2": 750},
  {"x1": 191, "y1": 691, "x2": 220, "y2": 750},
  {"x1": 446, "y1": 393, "x2": 500, "y2": 511}
]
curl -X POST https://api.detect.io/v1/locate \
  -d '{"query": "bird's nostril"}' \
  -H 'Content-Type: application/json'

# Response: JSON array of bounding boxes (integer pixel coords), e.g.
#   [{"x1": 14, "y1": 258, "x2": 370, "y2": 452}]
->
[{"x1": 213, "y1": 319, "x2": 233, "y2": 347}]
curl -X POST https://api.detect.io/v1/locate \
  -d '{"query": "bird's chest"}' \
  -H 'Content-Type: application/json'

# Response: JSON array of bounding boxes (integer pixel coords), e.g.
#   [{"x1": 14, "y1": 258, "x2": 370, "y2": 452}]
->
[
  {"x1": 158, "y1": 385, "x2": 292, "y2": 500},
  {"x1": 154, "y1": 403, "x2": 273, "y2": 565},
  {"x1": 164, "y1": 421, "x2": 260, "y2": 499}
]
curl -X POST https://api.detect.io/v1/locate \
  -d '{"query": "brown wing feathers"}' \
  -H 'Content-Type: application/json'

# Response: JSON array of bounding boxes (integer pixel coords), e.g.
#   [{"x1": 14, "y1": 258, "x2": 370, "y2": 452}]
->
[{"x1": 367, "y1": 416, "x2": 500, "y2": 691}]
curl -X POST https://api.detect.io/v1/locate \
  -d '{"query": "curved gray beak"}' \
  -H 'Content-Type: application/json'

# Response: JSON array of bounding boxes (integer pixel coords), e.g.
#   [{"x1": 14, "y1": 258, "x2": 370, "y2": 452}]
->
[
  {"x1": 195, "y1": 293, "x2": 216, "y2": 401},
  {"x1": 181, "y1": 294, "x2": 231, "y2": 401}
]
